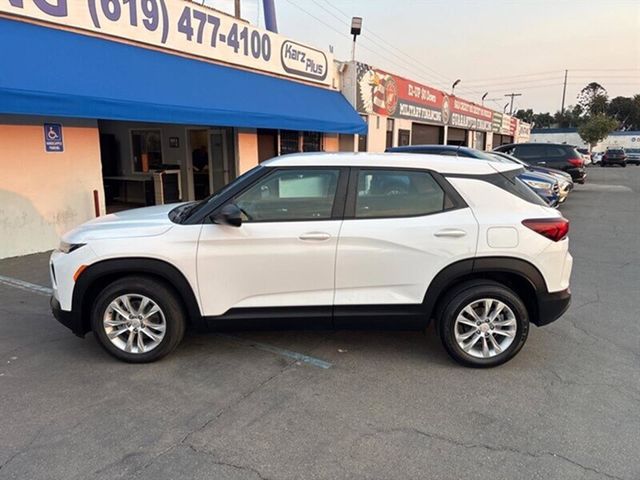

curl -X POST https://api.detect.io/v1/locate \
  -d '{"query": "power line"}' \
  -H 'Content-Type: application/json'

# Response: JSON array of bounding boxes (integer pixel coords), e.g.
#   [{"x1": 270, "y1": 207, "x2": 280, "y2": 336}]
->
[
  {"x1": 322, "y1": 0, "x2": 456, "y2": 88},
  {"x1": 282, "y1": 0, "x2": 455, "y2": 92},
  {"x1": 307, "y1": 0, "x2": 453, "y2": 90}
]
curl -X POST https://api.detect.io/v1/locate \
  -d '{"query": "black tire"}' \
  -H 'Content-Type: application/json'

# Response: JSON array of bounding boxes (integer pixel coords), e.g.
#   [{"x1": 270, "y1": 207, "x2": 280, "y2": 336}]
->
[
  {"x1": 91, "y1": 276, "x2": 186, "y2": 363},
  {"x1": 436, "y1": 280, "x2": 530, "y2": 368},
  {"x1": 600, "y1": 162, "x2": 606, "y2": 167},
  {"x1": 622, "y1": 163, "x2": 627, "y2": 168}
]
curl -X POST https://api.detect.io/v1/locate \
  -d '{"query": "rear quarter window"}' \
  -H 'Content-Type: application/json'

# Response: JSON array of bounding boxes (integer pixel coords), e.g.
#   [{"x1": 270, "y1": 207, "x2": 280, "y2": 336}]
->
[{"x1": 484, "y1": 170, "x2": 548, "y2": 206}]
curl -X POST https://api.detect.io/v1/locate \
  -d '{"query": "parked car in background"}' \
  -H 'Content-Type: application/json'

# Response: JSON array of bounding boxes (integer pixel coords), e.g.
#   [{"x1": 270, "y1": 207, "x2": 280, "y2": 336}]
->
[
  {"x1": 50, "y1": 153, "x2": 573, "y2": 367},
  {"x1": 591, "y1": 152, "x2": 604, "y2": 165},
  {"x1": 624, "y1": 148, "x2": 640, "y2": 165},
  {"x1": 601, "y1": 148, "x2": 627, "y2": 167},
  {"x1": 490, "y1": 151, "x2": 573, "y2": 204},
  {"x1": 387, "y1": 145, "x2": 561, "y2": 206},
  {"x1": 493, "y1": 143, "x2": 587, "y2": 184},
  {"x1": 576, "y1": 148, "x2": 592, "y2": 166}
]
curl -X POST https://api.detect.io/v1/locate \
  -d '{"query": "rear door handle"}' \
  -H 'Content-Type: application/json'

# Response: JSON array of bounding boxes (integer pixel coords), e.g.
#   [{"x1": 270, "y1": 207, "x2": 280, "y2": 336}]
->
[
  {"x1": 434, "y1": 229, "x2": 467, "y2": 238},
  {"x1": 299, "y1": 232, "x2": 331, "y2": 241}
]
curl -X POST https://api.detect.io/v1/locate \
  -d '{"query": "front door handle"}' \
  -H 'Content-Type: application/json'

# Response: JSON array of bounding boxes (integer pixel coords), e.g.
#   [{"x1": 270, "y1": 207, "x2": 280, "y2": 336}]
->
[
  {"x1": 299, "y1": 232, "x2": 331, "y2": 241},
  {"x1": 434, "y1": 229, "x2": 467, "y2": 238}
]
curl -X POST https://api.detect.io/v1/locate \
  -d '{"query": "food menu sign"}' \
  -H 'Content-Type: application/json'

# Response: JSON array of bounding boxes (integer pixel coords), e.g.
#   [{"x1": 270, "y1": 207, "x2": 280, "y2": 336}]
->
[
  {"x1": 0, "y1": 0, "x2": 332, "y2": 86},
  {"x1": 356, "y1": 62, "x2": 494, "y2": 131}
]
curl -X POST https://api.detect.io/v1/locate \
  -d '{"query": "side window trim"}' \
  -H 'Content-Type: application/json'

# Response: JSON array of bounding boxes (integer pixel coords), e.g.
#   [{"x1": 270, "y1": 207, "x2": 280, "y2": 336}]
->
[
  {"x1": 225, "y1": 166, "x2": 349, "y2": 223},
  {"x1": 343, "y1": 167, "x2": 466, "y2": 220}
]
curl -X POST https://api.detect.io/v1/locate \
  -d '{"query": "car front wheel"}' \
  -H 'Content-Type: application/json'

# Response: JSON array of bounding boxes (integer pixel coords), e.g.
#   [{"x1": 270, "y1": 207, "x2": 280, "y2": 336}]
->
[
  {"x1": 91, "y1": 276, "x2": 186, "y2": 363},
  {"x1": 437, "y1": 281, "x2": 529, "y2": 368}
]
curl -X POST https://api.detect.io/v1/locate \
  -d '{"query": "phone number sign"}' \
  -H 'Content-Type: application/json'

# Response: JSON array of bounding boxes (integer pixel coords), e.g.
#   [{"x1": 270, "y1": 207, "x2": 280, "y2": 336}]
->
[{"x1": 1, "y1": 0, "x2": 332, "y2": 86}]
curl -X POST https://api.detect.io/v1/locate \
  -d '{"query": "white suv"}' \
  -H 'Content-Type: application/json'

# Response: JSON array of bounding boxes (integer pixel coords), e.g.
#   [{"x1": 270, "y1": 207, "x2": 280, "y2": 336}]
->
[{"x1": 50, "y1": 153, "x2": 572, "y2": 367}]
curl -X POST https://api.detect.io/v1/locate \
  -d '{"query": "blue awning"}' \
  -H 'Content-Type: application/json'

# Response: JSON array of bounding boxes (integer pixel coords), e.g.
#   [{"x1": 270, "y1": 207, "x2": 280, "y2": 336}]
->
[{"x1": 0, "y1": 18, "x2": 366, "y2": 134}]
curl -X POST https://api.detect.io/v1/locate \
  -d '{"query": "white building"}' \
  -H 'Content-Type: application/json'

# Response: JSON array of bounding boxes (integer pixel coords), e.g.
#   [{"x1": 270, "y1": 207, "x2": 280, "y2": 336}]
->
[{"x1": 530, "y1": 128, "x2": 640, "y2": 152}]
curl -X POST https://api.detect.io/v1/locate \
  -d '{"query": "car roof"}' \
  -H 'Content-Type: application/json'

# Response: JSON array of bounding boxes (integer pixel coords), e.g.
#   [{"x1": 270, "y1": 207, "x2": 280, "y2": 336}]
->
[
  {"x1": 387, "y1": 145, "x2": 487, "y2": 158},
  {"x1": 501, "y1": 142, "x2": 574, "y2": 148},
  {"x1": 263, "y1": 152, "x2": 521, "y2": 175}
]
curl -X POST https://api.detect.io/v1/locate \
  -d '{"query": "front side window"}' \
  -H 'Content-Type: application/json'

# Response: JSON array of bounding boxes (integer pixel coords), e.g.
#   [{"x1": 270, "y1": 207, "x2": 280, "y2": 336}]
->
[
  {"x1": 355, "y1": 169, "x2": 447, "y2": 218},
  {"x1": 234, "y1": 169, "x2": 340, "y2": 222}
]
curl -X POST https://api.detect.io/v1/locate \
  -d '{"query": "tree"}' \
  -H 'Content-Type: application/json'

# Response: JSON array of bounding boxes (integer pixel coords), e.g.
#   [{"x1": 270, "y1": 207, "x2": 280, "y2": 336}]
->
[
  {"x1": 553, "y1": 104, "x2": 585, "y2": 128},
  {"x1": 515, "y1": 109, "x2": 534, "y2": 123},
  {"x1": 577, "y1": 82, "x2": 608, "y2": 116},
  {"x1": 532, "y1": 112, "x2": 554, "y2": 128},
  {"x1": 607, "y1": 96, "x2": 640, "y2": 130},
  {"x1": 578, "y1": 114, "x2": 618, "y2": 147}
]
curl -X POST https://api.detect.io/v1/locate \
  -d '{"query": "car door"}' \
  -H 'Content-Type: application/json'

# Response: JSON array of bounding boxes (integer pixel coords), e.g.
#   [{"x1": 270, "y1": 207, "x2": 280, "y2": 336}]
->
[
  {"x1": 334, "y1": 168, "x2": 478, "y2": 314},
  {"x1": 197, "y1": 167, "x2": 347, "y2": 318}
]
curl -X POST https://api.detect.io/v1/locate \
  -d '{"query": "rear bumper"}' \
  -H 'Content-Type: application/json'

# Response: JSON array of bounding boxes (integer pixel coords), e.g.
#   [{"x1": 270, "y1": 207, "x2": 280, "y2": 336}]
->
[
  {"x1": 51, "y1": 296, "x2": 85, "y2": 337},
  {"x1": 567, "y1": 167, "x2": 586, "y2": 183},
  {"x1": 536, "y1": 288, "x2": 571, "y2": 326}
]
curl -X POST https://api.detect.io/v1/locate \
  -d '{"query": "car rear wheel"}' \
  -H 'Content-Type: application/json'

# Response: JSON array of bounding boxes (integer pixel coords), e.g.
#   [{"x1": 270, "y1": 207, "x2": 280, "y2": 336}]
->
[
  {"x1": 91, "y1": 276, "x2": 186, "y2": 363},
  {"x1": 437, "y1": 281, "x2": 529, "y2": 368}
]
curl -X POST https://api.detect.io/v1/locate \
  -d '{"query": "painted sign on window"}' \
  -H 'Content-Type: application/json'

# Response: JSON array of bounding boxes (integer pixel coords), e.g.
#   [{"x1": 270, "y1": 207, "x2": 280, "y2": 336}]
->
[{"x1": 1, "y1": 0, "x2": 332, "y2": 86}]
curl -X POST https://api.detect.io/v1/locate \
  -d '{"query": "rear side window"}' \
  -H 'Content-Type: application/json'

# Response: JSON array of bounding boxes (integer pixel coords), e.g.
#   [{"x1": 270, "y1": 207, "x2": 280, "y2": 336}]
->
[
  {"x1": 546, "y1": 146, "x2": 571, "y2": 159},
  {"x1": 355, "y1": 169, "x2": 448, "y2": 218},
  {"x1": 515, "y1": 144, "x2": 545, "y2": 159}
]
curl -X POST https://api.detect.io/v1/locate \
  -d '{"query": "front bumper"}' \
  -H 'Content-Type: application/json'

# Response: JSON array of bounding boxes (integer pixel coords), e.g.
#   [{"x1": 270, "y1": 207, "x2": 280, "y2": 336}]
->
[
  {"x1": 536, "y1": 288, "x2": 571, "y2": 326},
  {"x1": 51, "y1": 296, "x2": 85, "y2": 337}
]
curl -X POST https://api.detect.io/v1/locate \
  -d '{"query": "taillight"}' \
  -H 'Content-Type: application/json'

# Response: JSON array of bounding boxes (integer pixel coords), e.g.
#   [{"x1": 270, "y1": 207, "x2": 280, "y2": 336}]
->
[
  {"x1": 568, "y1": 157, "x2": 584, "y2": 167},
  {"x1": 522, "y1": 218, "x2": 569, "y2": 242}
]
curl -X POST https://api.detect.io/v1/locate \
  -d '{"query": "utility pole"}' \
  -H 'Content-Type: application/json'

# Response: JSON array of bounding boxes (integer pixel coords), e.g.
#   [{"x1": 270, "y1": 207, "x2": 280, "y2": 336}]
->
[
  {"x1": 560, "y1": 69, "x2": 568, "y2": 113},
  {"x1": 504, "y1": 93, "x2": 522, "y2": 115},
  {"x1": 234, "y1": 0, "x2": 241, "y2": 18}
]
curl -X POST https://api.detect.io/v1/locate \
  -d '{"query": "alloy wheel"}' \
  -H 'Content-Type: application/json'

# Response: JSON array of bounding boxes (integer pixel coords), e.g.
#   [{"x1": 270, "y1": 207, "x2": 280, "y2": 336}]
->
[
  {"x1": 454, "y1": 298, "x2": 517, "y2": 359},
  {"x1": 103, "y1": 294, "x2": 166, "y2": 354}
]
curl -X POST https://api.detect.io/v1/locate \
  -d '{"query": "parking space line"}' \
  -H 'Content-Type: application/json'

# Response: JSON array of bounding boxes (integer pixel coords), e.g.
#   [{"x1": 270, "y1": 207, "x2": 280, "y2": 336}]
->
[
  {"x1": 0, "y1": 275, "x2": 53, "y2": 296},
  {"x1": 217, "y1": 334, "x2": 333, "y2": 369},
  {"x1": 0, "y1": 275, "x2": 333, "y2": 369}
]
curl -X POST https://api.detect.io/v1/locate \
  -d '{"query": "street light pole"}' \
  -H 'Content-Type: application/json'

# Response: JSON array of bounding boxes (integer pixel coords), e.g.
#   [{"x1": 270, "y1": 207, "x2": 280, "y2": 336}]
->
[
  {"x1": 481, "y1": 92, "x2": 488, "y2": 106},
  {"x1": 350, "y1": 17, "x2": 362, "y2": 62},
  {"x1": 451, "y1": 79, "x2": 461, "y2": 96}
]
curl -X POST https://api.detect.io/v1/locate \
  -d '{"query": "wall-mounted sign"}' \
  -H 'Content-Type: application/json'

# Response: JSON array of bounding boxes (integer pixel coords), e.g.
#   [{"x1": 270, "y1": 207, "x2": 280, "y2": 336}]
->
[
  {"x1": 0, "y1": 0, "x2": 334, "y2": 87},
  {"x1": 280, "y1": 40, "x2": 328, "y2": 82},
  {"x1": 44, "y1": 123, "x2": 63, "y2": 152},
  {"x1": 355, "y1": 63, "x2": 495, "y2": 132},
  {"x1": 169, "y1": 136, "x2": 180, "y2": 148}
]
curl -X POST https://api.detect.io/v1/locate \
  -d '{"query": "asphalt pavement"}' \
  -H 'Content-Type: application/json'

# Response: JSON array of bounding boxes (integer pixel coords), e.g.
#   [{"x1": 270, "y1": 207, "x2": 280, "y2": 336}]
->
[{"x1": 0, "y1": 166, "x2": 638, "y2": 480}]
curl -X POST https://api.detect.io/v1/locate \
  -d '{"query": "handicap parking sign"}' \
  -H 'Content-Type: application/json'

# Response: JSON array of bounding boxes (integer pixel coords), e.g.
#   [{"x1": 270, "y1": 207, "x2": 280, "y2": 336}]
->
[{"x1": 44, "y1": 123, "x2": 63, "y2": 152}]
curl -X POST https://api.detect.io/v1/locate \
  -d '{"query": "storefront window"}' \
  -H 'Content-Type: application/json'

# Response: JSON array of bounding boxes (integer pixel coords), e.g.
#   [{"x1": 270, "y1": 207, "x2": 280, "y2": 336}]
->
[
  {"x1": 302, "y1": 132, "x2": 322, "y2": 152},
  {"x1": 386, "y1": 118, "x2": 395, "y2": 149},
  {"x1": 131, "y1": 130, "x2": 162, "y2": 172},
  {"x1": 358, "y1": 115, "x2": 368, "y2": 152},
  {"x1": 280, "y1": 130, "x2": 299, "y2": 155}
]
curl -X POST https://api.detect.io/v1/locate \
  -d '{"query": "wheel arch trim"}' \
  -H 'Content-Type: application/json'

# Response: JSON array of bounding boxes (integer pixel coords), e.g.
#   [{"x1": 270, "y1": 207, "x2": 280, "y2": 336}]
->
[
  {"x1": 72, "y1": 257, "x2": 203, "y2": 335},
  {"x1": 423, "y1": 256, "x2": 547, "y2": 321}
]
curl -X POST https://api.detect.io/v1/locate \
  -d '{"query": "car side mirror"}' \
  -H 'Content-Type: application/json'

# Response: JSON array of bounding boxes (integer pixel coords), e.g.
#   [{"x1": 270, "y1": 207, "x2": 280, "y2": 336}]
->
[{"x1": 213, "y1": 203, "x2": 242, "y2": 227}]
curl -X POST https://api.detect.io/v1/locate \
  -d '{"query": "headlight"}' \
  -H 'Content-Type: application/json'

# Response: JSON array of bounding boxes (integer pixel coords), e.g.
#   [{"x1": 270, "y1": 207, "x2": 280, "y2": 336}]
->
[
  {"x1": 58, "y1": 241, "x2": 86, "y2": 254},
  {"x1": 522, "y1": 179, "x2": 552, "y2": 192}
]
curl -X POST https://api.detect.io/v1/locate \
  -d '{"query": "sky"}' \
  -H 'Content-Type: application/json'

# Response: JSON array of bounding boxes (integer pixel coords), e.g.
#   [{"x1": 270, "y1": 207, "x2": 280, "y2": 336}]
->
[{"x1": 205, "y1": 0, "x2": 639, "y2": 114}]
